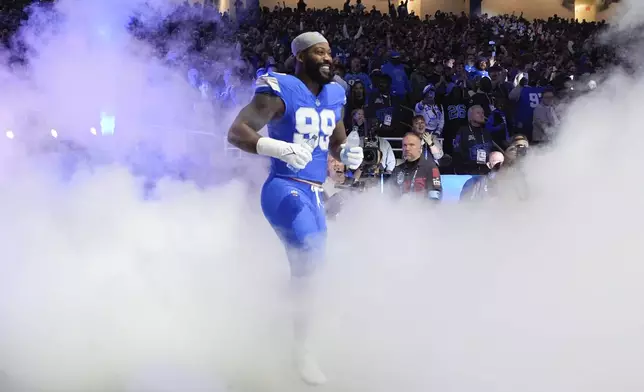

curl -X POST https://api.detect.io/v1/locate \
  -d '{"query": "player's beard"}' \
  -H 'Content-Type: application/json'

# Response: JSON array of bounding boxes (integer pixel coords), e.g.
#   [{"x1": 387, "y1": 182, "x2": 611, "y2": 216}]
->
[{"x1": 305, "y1": 56, "x2": 333, "y2": 85}]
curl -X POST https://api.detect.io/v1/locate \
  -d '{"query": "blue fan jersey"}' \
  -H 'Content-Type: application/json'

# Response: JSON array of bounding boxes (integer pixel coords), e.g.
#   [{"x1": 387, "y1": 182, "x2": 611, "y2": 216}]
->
[
  {"x1": 515, "y1": 86, "x2": 545, "y2": 129},
  {"x1": 254, "y1": 72, "x2": 346, "y2": 184}
]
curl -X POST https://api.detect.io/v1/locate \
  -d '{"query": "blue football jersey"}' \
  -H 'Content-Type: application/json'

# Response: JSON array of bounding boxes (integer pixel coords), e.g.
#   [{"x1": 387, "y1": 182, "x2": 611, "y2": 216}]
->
[
  {"x1": 515, "y1": 86, "x2": 545, "y2": 129},
  {"x1": 254, "y1": 72, "x2": 346, "y2": 184}
]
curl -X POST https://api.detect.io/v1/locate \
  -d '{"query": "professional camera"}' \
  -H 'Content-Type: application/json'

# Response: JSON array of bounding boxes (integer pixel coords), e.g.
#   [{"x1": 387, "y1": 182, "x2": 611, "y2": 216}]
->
[
  {"x1": 361, "y1": 118, "x2": 382, "y2": 177},
  {"x1": 504, "y1": 134, "x2": 530, "y2": 169},
  {"x1": 512, "y1": 134, "x2": 530, "y2": 158},
  {"x1": 335, "y1": 179, "x2": 367, "y2": 192}
]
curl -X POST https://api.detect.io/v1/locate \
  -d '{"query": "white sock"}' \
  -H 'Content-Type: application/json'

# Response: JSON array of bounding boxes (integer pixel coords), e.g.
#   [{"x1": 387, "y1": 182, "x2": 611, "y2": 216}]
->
[{"x1": 290, "y1": 277, "x2": 327, "y2": 386}]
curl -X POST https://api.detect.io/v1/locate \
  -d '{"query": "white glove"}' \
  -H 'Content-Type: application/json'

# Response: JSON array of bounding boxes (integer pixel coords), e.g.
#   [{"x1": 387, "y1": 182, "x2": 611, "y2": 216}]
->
[
  {"x1": 340, "y1": 144, "x2": 363, "y2": 170},
  {"x1": 256, "y1": 137, "x2": 313, "y2": 170}
]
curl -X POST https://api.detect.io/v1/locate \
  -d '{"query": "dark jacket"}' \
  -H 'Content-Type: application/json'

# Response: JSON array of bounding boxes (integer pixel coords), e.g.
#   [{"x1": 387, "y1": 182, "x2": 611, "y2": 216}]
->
[
  {"x1": 390, "y1": 155, "x2": 442, "y2": 200},
  {"x1": 454, "y1": 123, "x2": 494, "y2": 175}
]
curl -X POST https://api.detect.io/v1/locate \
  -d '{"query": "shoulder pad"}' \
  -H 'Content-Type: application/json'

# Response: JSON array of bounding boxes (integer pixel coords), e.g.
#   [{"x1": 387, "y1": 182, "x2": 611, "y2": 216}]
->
[
  {"x1": 255, "y1": 73, "x2": 282, "y2": 95},
  {"x1": 327, "y1": 82, "x2": 347, "y2": 105}
]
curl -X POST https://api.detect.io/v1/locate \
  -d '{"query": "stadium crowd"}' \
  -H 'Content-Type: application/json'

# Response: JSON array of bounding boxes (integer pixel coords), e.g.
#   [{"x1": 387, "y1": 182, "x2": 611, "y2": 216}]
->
[
  {"x1": 0, "y1": 0, "x2": 619, "y2": 199},
  {"x1": 132, "y1": 1, "x2": 613, "y2": 167}
]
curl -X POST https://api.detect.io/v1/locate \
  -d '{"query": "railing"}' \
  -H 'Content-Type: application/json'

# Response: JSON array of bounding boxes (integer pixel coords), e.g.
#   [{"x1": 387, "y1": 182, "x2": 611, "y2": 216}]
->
[
  {"x1": 192, "y1": 131, "x2": 478, "y2": 202},
  {"x1": 194, "y1": 100, "x2": 418, "y2": 160}
]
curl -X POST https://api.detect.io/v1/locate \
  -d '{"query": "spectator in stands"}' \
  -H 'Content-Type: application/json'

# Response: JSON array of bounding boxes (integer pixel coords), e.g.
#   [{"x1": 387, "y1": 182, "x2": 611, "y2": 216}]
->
[
  {"x1": 485, "y1": 97, "x2": 510, "y2": 148},
  {"x1": 489, "y1": 66, "x2": 512, "y2": 100},
  {"x1": 349, "y1": 108, "x2": 366, "y2": 136},
  {"x1": 441, "y1": 83, "x2": 468, "y2": 156},
  {"x1": 414, "y1": 84, "x2": 444, "y2": 137},
  {"x1": 296, "y1": 0, "x2": 306, "y2": 13},
  {"x1": 365, "y1": 70, "x2": 397, "y2": 130},
  {"x1": 355, "y1": 0, "x2": 366, "y2": 13},
  {"x1": 469, "y1": 76, "x2": 495, "y2": 118},
  {"x1": 468, "y1": 57, "x2": 489, "y2": 80},
  {"x1": 411, "y1": 115, "x2": 444, "y2": 163},
  {"x1": 345, "y1": 81, "x2": 366, "y2": 124},
  {"x1": 323, "y1": 155, "x2": 346, "y2": 199},
  {"x1": 410, "y1": 61, "x2": 429, "y2": 102},
  {"x1": 454, "y1": 105, "x2": 494, "y2": 175},
  {"x1": 532, "y1": 88, "x2": 560, "y2": 143},
  {"x1": 344, "y1": 57, "x2": 371, "y2": 90},
  {"x1": 428, "y1": 62, "x2": 445, "y2": 87},
  {"x1": 369, "y1": 46, "x2": 388, "y2": 72},
  {"x1": 454, "y1": 63, "x2": 469, "y2": 87},
  {"x1": 510, "y1": 77, "x2": 545, "y2": 140},
  {"x1": 396, "y1": 0, "x2": 408, "y2": 17},
  {"x1": 381, "y1": 51, "x2": 410, "y2": 101},
  {"x1": 387, "y1": 0, "x2": 397, "y2": 18},
  {"x1": 391, "y1": 132, "x2": 442, "y2": 200}
]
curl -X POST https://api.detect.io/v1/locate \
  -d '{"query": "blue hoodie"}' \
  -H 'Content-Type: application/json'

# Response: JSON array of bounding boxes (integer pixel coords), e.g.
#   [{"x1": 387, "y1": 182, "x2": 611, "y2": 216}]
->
[
  {"x1": 344, "y1": 72, "x2": 372, "y2": 91},
  {"x1": 381, "y1": 57, "x2": 410, "y2": 97}
]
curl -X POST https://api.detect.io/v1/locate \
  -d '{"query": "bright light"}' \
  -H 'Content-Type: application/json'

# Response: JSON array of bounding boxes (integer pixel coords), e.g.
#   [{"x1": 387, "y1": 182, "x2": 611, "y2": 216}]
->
[
  {"x1": 90, "y1": 127, "x2": 97, "y2": 135},
  {"x1": 6, "y1": 130, "x2": 14, "y2": 139},
  {"x1": 50, "y1": 129, "x2": 58, "y2": 138},
  {"x1": 100, "y1": 112, "x2": 116, "y2": 135}
]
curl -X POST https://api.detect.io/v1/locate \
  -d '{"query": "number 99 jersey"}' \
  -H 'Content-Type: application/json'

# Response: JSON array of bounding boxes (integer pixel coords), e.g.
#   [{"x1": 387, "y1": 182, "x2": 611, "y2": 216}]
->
[{"x1": 255, "y1": 71, "x2": 346, "y2": 184}]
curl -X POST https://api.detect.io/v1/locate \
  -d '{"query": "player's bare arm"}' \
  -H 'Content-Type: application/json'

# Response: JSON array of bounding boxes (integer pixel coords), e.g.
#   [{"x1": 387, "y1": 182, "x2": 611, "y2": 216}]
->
[
  {"x1": 328, "y1": 107, "x2": 347, "y2": 161},
  {"x1": 227, "y1": 93, "x2": 285, "y2": 154}
]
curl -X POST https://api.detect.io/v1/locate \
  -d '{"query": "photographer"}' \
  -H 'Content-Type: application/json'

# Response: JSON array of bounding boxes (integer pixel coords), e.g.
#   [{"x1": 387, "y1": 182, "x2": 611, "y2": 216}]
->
[
  {"x1": 390, "y1": 132, "x2": 442, "y2": 201},
  {"x1": 504, "y1": 134, "x2": 530, "y2": 166},
  {"x1": 460, "y1": 151, "x2": 505, "y2": 201},
  {"x1": 503, "y1": 135, "x2": 530, "y2": 201},
  {"x1": 359, "y1": 117, "x2": 397, "y2": 175}
]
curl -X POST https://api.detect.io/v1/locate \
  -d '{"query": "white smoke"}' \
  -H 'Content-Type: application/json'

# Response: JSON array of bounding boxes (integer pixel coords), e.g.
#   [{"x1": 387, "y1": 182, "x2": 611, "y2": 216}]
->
[{"x1": 0, "y1": 0, "x2": 643, "y2": 391}]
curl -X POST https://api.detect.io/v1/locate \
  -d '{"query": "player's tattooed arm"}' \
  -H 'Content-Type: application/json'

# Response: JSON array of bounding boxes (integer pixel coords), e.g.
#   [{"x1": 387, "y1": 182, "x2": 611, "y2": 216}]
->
[
  {"x1": 328, "y1": 107, "x2": 347, "y2": 161},
  {"x1": 227, "y1": 93, "x2": 285, "y2": 154}
]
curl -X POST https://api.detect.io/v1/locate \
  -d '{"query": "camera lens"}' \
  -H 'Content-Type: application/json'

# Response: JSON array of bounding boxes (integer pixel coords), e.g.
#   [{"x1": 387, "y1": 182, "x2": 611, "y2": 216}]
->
[{"x1": 364, "y1": 149, "x2": 376, "y2": 163}]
